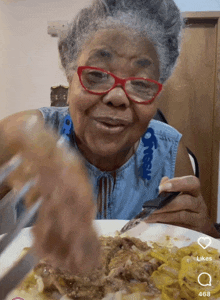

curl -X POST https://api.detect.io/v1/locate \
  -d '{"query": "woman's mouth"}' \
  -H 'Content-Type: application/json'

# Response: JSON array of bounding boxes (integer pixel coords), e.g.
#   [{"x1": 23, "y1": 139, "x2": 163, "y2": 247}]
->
[
  {"x1": 93, "y1": 117, "x2": 130, "y2": 134},
  {"x1": 95, "y1": 120, "x2": 126, "y2": 133}
]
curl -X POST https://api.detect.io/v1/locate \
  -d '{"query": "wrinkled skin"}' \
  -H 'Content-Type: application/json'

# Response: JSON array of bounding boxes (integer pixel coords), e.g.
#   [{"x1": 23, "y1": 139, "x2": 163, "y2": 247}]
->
[
  {"x1": 67, "y1": 27, "x2": 160, "y2": 171},
  {"x1": 0, "y1": 114, "x2": 100, "y2": 274}
]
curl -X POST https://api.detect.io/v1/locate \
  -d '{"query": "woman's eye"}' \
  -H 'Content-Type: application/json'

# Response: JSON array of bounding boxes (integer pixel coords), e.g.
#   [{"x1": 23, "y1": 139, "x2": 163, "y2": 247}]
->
[
  {"x1": 131, "y1": 80, "x2": 151, "y2": 89},
  {"x1": 87, "y1": 71, "x2": 108, "y2": 81},
  {"x1": 99, "y1": 50, "x2": 111, "y2": 58}
]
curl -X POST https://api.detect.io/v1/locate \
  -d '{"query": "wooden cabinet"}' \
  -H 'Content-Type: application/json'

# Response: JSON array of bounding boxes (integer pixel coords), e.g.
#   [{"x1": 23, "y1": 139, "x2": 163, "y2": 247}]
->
[
  {"x1": 158, "y1": 12, "x2": 220, "y2": 222},
  {"x1": 51, "y1": 85, "x2": 68, "y2": 107}
]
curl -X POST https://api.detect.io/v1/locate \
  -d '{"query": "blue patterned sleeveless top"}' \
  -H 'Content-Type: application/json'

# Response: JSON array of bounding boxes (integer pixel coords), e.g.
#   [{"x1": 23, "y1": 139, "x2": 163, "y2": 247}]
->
[{"x1": 35, "y1": 107, "x2": 182, "y2": 220}]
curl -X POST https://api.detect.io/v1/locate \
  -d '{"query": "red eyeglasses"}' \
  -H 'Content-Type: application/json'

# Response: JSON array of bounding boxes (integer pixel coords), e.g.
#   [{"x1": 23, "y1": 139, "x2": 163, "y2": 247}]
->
[{"x1": 77, "y1": 66, "x2": 163, "y2": 104}]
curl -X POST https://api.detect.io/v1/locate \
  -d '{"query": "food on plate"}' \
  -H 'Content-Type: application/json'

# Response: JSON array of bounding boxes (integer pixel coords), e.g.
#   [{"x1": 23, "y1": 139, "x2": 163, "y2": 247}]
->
[
  {"x1": 11, "y1": 236, "x2": 220, "y2": 300},
  {"x1": 150, "y1": 241, "x2": 220, "y2": 299}
]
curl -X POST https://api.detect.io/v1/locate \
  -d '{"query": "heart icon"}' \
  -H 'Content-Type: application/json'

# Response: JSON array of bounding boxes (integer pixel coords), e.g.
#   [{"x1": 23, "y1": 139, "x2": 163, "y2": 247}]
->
[{"x1": 197, "y1": 237, "x2": 212, "y2": 249}]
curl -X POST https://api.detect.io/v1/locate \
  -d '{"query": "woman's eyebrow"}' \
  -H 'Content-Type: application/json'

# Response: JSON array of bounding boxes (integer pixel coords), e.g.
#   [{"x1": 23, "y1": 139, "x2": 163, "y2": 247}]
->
[{"x1": 87, "y1": 49, "x2": 112, "y2": 62}]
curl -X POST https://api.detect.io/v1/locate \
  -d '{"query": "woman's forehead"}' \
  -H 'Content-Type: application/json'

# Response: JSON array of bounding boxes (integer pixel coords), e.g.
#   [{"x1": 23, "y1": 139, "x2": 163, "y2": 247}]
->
[{"x1": 78, "y1": 27, "x2": 159, "y2": 67}]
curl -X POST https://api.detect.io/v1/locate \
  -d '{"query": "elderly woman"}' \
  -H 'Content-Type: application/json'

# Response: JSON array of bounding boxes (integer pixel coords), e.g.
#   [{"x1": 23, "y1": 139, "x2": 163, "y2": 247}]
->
[{"x1": 0, "y1": 0, "x2": 219, "y2": 274}]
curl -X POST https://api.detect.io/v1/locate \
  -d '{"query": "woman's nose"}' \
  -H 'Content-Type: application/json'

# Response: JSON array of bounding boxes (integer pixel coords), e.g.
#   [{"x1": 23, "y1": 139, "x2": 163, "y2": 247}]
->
[{"x1": 102, "y1": 86, "x2": 130, "y2": 107}]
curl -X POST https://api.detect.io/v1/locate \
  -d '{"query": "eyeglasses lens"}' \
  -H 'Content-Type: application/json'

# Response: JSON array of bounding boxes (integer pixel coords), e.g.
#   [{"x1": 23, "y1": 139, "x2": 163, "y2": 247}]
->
[
  {"x1": 81, "y1": 69, "x2": 159, "y2": 102},
  {"x1": 125, "y1": 80, "x2": 159, "y2": 102},
  {"x1": 81, "y1": 69, "x2": 114, "y2": 93}
]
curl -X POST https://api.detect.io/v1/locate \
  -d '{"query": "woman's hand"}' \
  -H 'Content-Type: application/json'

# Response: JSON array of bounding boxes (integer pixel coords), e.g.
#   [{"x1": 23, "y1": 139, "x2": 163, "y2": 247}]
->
[
  {"x1": 145, "y1": 176, "x2": 220, "y2": 238},
  {"x1": 0, "y1": 111, "x2": 100, "y2": 274},
  {"x1": 32, "y1": 143, "x2": 101, "y2": 274}
]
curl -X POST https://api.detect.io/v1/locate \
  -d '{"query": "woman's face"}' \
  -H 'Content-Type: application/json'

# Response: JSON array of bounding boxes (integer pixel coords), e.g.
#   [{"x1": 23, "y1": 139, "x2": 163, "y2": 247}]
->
[{"x1": 68, "y1": 27, "x2": 161, "y2": 158}]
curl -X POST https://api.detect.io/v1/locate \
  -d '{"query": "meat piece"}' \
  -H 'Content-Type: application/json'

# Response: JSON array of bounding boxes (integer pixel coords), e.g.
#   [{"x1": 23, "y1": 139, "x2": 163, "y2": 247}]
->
[
  {"x1": 144, "y1": 259, "x2": 161, "y2": 273},
  {"x1": 21, "y1": 236, "x2": 161, "y2": 300}
]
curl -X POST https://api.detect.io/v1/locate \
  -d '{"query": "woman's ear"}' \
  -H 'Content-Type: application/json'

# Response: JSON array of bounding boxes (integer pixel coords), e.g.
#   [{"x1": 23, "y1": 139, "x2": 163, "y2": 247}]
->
[
  {"x1": 67, "y1": 68, "x2": 77, "y2": 84},
  {"x1": 67, "y1": 75, "x2": 73, "y2": 85},
  {"x1": 67, "y1": 86, "x2": 70, "y2": 105}
]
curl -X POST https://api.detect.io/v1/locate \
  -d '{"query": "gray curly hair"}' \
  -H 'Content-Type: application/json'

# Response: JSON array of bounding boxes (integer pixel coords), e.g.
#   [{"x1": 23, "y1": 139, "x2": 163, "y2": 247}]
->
[{"x1": 58, "y1": 0, "x2": 184, "y2": 83}]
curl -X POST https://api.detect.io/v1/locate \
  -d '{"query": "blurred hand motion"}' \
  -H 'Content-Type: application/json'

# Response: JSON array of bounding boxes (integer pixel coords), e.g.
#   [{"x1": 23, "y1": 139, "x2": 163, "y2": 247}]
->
[{"x1": 0, "y1": 115, "x2": 100, "y2": 274}]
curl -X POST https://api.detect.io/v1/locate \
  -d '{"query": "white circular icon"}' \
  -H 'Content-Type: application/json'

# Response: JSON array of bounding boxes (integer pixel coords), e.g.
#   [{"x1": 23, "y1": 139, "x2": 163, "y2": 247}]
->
[{"x1": 198, "y1": 272, "x2": 212, "y2": 287}]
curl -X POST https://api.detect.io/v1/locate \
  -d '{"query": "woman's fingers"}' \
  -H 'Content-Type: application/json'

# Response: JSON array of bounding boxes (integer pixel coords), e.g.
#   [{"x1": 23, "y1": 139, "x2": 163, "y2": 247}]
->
[
  {"x1": 146, "y1": 175, "x2": 220, "y2": 237},
  {"x1": 146, "y1": 209, "x2": 200, "y2": 229},
  {"x1": 0, "y1": 118, "x2": 100, "y2": 274},
  {"x1": 33, "y1": 195, "x2": 100, "y2": 274},
  {"x1": 145, "y1": 207, "x2": 218, "y2": 237},
  {"x1": 152, "y1": 193, "x2": 204, "y2": 214},
  {"x1": 159, "y1": 175, "x2": 201, "y2": 197},
  {"x1": 159, "y1": 176, "x2": 169, "y2": 186},
  {"x1": 32, "y1": 151, "x2": 100, "y2": 275},
  {"x1": 34, "y1": 217, "x2": 100, "y2": 274}
]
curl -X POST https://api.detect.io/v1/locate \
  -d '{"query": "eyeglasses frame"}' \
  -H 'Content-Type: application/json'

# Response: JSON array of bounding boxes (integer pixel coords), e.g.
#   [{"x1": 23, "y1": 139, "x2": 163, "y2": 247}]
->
[{"x1": 77, "y1": 66, "x2": 163, "y2": 105}]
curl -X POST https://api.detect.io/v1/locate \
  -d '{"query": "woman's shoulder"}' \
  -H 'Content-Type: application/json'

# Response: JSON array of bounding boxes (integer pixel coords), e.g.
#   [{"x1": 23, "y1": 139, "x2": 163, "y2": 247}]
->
[
  {"x1": 38, "y1": 106, "x2": 69, "y2": 132},
  {"x1": 0, "y1": 109, "x2": 44, "y2": 129},
  {"x1": 38, "y1": 106, "x2": 69, "y2": 121},
  {"x1": 148, "y1": 119, "x2": 182, "y2": 142}
]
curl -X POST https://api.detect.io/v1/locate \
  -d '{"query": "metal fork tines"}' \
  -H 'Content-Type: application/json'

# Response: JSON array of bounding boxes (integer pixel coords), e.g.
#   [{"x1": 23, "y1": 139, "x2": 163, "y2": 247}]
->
[
  {"x1": 0, "y1": 197, "x2": 42, "y2": 255},
  {"x1": 0, "y1": 179, "x2": 37, "y2": 214},
  {"x1": 120, "y1": 207, "x2": 156, "y2": 234},
  {"x1": 120, "y1": 191, "x2": 180, "y2": 234},
  {"x1": 0, "y1": 155, "x2": 43, "y2": 298},
  {"x1": 0, "y1": 248, "x2": 39, "y2": 300},
  {"x1": 0, "y1": 155, "x2": 42, "y2": 255}
]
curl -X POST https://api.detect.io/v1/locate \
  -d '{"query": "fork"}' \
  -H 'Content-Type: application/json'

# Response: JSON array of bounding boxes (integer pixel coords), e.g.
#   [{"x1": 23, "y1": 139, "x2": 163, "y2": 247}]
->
[
  {"x1": 120, "y1": 191, "x2": 180, "y2": 234},
  {"x1": 0, "y1": 155, "x2": 42, "y2": 299}
]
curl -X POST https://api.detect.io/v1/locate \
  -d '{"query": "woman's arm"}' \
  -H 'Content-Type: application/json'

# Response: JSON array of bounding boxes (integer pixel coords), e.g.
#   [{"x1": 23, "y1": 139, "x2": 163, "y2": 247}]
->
[
  {"x1": 0, "y1": 110, "x2": 44, "y2": 164},
  {"x1": 174, "y1": 138, "x2": 194, "y2": 177}
]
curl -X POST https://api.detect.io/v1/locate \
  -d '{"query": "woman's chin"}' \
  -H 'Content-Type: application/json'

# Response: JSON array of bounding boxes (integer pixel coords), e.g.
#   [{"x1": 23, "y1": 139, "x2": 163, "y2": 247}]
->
[
  {"x1": 90, "y1": 145, "x2": 122, "y2": 157},
  {"x1": 78, "y1": 135, "x2": 135, "y2": 168}
]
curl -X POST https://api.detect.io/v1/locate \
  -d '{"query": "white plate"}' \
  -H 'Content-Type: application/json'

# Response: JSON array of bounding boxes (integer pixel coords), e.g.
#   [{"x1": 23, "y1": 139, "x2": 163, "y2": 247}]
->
[
  {"x1": 1, "y1": 220, "x2": 220, "y2": 279},
  {"x1": 1, "y1": 220, "x2": 220, "y2": 300}
]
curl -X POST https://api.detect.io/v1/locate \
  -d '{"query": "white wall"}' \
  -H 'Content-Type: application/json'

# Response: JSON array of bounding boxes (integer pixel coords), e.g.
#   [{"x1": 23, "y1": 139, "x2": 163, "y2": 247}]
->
[
  {"x1": 0, "y1": 0, "x2": 91, "y2": 120},
  {"x1": 1, "y1": 0, "x2": 220, "y2": 222},
  {"x1": 175, "y1": 0, "x2": 220, "y2": 11}
]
